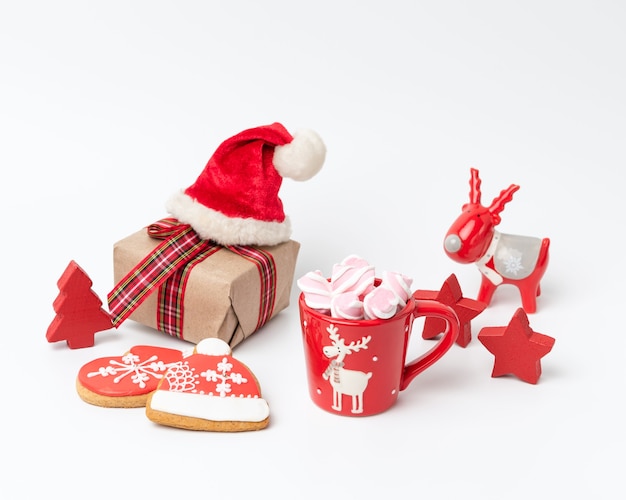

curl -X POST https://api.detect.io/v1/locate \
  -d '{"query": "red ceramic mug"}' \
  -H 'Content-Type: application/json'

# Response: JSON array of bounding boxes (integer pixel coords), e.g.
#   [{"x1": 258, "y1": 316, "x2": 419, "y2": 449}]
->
[{"x1": 298, "y1": 288, "x2": 460, "y2": 417}]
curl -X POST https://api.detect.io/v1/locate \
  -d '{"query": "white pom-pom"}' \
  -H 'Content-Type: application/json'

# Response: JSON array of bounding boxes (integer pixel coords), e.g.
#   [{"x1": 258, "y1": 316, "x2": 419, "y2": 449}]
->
[
  {"x1": 273, "y1": 129, "x2": 326, "y2": 181},
  {"x1": 195, "y1": 338, "x2": 232, "y2": 356}
]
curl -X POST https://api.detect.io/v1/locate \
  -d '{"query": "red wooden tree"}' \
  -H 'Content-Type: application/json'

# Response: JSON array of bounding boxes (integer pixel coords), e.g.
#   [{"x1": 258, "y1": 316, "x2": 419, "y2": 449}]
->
[{"x1": 46, "y1": 260, "x2": 114, "y2": 349}]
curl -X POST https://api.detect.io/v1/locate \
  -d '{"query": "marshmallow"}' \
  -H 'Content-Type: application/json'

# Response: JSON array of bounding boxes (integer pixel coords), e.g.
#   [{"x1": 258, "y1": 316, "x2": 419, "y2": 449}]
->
[
  {"x1": 330, "y1": 256, "x2": 376, "y2": 298},
  {"x1": 296, "y1": 270, "x2": 332, "y2": 313},
  {"x1": 363, "y1": 286, "x2": 401, "y2": 320},
  {"x1": 330, "y1": 291, "x2": 365, "y2": 320},
  {"x1": 380, "y1": 271, "x2": 413, "y2": 308},
  {"x1": 298, "y1": 255, "x2": 413, "y2": 321}
]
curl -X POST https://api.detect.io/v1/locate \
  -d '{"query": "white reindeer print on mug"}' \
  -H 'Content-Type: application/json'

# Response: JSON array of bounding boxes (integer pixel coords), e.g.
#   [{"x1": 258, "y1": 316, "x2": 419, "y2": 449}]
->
[{"x1": 322, "y1": 325, "x2": 372, "y2": 414}]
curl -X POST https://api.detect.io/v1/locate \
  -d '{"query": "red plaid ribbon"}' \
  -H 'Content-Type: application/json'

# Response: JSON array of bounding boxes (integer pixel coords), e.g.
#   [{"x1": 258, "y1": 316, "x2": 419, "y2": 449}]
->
[
  {"x1": 150, "y1": 220, "x2": 220, "y2": 338},
  {"x1": 107, "y1": 219, "x2": 215, "y2": 328},
  {"x1": 226, "y1": 244, "x2": 277, "y2": 332},
  {"x1": 107, "y1": 218, "x2": 277, "y2": 340}
]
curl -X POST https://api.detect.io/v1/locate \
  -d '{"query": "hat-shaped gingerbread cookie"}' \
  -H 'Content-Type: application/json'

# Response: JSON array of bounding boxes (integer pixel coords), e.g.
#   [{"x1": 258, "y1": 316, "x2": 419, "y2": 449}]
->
[
  {"x1": 166, "y1": 122, "x2": 326, "y2": 246},
  {"x1": 146, "y1": 338, "x2": 270, "y2": 431}
]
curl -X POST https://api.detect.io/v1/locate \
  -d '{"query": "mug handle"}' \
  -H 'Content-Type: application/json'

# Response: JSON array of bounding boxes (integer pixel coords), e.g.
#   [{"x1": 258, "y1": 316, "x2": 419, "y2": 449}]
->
[{"x1": 399, "y1": 296, "x2": 460, "y2": 391}]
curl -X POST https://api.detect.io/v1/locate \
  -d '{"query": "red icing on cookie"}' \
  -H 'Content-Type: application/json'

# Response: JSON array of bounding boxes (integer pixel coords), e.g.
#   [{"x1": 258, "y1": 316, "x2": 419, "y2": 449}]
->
[
  {"x1": 159, "y1": 355, "x2": 262, "y2": 397},
  {"x1": 78, "y1": 345, "x2": 183, "y2": 397}
]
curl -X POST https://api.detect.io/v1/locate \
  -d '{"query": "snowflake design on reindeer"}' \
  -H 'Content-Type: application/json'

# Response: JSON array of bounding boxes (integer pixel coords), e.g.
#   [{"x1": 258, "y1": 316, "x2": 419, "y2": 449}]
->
[
  {"x1": 496, "y1": 245, "x2": 525, "y2": 275},
  {"x1": 322, "y1": 325, "x2": 372, "y2": 414}
]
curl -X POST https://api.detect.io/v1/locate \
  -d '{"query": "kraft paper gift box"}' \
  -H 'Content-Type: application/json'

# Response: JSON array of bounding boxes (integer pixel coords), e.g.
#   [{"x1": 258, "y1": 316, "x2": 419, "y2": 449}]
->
[{"x1": 113, "y1": 227, "x2": 300, "y2": 348}]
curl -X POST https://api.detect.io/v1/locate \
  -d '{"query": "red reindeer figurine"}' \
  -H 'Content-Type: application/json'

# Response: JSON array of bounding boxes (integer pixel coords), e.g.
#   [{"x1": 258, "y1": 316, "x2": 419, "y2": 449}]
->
[{"x1": 443, "y1": 168, "x2": 550, "y2": 313}]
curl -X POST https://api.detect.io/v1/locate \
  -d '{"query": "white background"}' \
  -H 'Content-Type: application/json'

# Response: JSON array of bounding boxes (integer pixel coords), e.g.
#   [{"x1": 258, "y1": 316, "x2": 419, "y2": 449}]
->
[{"x1": 1, "y1": 1, "x2": 624, "y2": 498}]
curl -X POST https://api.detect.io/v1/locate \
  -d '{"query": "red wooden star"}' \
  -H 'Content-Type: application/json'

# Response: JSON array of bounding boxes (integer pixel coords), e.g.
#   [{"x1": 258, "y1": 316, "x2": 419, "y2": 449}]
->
[
  {"x1": 478, "y1": 308, "x2": 555, "y2": 384},
  {"x1": 414, "y1": 274, "x2": 487, "y2": 347}
]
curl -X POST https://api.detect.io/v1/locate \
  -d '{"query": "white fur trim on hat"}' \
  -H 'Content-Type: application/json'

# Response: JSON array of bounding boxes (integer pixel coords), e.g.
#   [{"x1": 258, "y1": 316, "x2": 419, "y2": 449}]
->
[
  {"x1": 166, "y1": 190, "x2": 292, "y2": 246},
  {"x1": 273, "y1": 129, "x2": 326, "y2": 181},
  {"x1": 149, "y1": 390, "x2": 270, "y2": 423}
]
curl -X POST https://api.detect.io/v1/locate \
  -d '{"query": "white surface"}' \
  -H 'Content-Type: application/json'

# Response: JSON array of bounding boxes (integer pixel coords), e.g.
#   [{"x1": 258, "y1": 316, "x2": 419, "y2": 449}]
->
[{"x1": 2, "y1": 2, "x2": 624, "y2": 498}]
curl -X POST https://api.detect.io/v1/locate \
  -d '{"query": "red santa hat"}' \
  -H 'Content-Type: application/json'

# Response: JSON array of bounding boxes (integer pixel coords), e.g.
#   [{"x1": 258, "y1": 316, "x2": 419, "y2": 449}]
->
[{"x1": 166, "y1": 122, "x2": 326, "y2": 246}]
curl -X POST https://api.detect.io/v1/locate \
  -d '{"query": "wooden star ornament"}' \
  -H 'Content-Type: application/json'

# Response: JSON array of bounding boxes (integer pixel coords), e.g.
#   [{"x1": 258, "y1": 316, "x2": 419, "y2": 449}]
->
[
  {"x1": 414, "y1": 274, "x2": 487, "y2": 347},
  {"x1": 478, "y1": 308, "x2": 555, "y2": 384}
]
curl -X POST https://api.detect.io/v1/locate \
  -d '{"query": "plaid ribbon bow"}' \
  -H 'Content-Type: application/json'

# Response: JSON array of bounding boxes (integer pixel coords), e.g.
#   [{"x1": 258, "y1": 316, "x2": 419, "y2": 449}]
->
[{"x1": 107, "y1": 218, "x2": 277, "y2": 340}]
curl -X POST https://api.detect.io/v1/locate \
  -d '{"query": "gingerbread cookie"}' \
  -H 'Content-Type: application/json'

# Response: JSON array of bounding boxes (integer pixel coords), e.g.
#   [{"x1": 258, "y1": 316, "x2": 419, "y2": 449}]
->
[
  {"x1": 146, "y1": 338, "x2": 270, "y2": 432},
  {"x1": 77, "y1": 345, "x2": 184, "y2": 408}
]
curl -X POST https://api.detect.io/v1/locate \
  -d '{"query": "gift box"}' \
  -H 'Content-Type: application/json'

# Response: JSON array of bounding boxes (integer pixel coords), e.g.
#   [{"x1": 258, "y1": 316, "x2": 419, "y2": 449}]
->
[
  {"x1": 112, "y1": 225, "x2": 300, "y2": 348},
  {"x1": 108, "y1": 123, "x2": 325, "y2": 348}
]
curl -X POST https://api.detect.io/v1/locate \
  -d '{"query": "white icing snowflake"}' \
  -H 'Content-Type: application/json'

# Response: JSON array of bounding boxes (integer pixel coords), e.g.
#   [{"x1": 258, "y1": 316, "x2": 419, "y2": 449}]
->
[
  {"x1": 87, "y1": 353, "x2": 178, "y2": 389},
  {"x1": 201, "y1": 357, "x2": 248, "y2": 397}
]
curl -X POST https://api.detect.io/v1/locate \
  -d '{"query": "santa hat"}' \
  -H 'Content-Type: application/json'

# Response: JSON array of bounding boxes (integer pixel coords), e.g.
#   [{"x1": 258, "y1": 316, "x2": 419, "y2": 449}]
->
[
  {"x1": 166, "y1": 122, "x2": 326, "y2": 246},
  {"x1": 148, "y1": 338, "x2": 269, "y2": 424}
]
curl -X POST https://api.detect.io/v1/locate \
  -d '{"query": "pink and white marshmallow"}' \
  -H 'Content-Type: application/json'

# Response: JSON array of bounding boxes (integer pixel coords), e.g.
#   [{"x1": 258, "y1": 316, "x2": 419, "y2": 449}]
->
[
  {"x1": 298, "y1": 255, "x2": 414, "y2": 321},
  {"x1": 296, "y1": 270, "x2": 332, "y2": 313},
  {"x1": 363, "y1": 286, "x2": 400, "y2": 320},
  {"x1": 330, "y1": 255, "x2": 376, "y2": 298},
  {"x1": 340, "y1": 254, "x2": 372, "y2": 268},
  {"x1": 379, "y1": 271, "x2": 413, "y2": 308},
  {"x1": 330, "y1": 291, "x2": 365, "y2": 320}
]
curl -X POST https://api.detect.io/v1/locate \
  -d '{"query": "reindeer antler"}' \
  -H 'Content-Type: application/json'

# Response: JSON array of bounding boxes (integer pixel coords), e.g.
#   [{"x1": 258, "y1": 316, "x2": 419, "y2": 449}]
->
[
  {"x1": 347, "y1": 336, "x2": 371, "y2": 352},
  {"x1": 327, "y1": 325, "x2": 340, "y2": 342},
  {"x1": 469, "y1": 168, "x2": 482, "y2": 205},
  {"x1": 488, "y1": 184, "x2": 520, "y2": 225}
]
